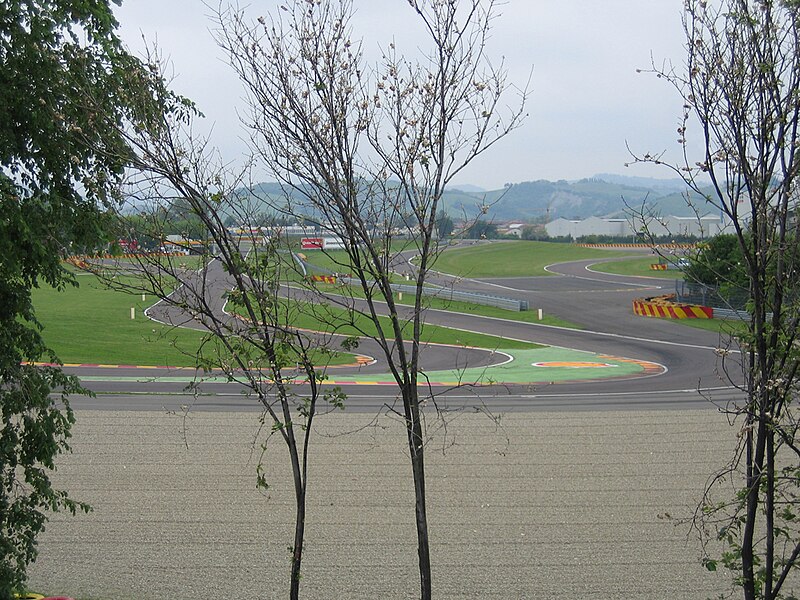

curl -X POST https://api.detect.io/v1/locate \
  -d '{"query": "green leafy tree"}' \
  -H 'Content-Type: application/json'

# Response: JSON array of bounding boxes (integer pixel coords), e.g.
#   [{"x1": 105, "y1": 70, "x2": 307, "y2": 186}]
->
[
  {"x1": 466, "y1": 220, "x2": 499, "y2": 240},
  {"x1": 0, "y1": 2, "x2": 153, "y2": 596},
  {"x1": 685, "y1": 233, "x2": 749, "y2": 300},
  {"x1": 685, "y1": 233, "x2": 744, "y2": 286},
  {"x1": 436, "y1": 212, "x2": 455, "y2": 238},
  {"x1": 638, "y1": 1, "x2": 800, "y2": 598}
]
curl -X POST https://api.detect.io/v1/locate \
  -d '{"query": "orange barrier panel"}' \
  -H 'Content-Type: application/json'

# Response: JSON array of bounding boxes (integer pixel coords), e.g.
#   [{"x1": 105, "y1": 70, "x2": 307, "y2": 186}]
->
[
  {"x1": 649, "y1": 264, "x2": 668, "y2": 270},
  {"x1": 310, "y1": 275, "x2": 337, "y2": 284},
  {"x1": 633, "y1": 294, "x2": 713, "y2": 319}
]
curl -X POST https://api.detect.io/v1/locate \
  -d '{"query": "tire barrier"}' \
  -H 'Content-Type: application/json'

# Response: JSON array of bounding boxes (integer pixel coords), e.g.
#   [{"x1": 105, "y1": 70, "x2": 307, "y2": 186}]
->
[
  {"x1": 576, "y1": 243, "x2": 695, "y2": 249},
  {"x1": 310, "y1": 275, "x2": 337, "y2": 284},
  {"x1": 65, "y1": 256, "x2": 89, "y2": 269},
  {"x1": 66, "y1": 253, "x2": 186, "y2": 262},
  {"x1": 633, "y1": 294, "x2": 713, "y2": 319},
  {"x1": 649, "y1": 263, "x2": 668, "y2": 270}
]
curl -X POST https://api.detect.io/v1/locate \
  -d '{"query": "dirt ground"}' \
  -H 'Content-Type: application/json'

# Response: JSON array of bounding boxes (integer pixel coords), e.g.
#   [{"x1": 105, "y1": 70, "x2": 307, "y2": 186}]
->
[{"x1": 29, "y1": 407, "x2": 738, "y2": 599}]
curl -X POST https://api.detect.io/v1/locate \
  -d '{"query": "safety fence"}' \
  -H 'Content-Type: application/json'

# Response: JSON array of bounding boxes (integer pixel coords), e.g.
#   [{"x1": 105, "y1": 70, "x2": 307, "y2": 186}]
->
[
  {"x1": 296, "y1": 254, "x2": 529, "y2": 311},
  {"x1": 376, "y1": 281, "x2": 529, "y2": 312}
]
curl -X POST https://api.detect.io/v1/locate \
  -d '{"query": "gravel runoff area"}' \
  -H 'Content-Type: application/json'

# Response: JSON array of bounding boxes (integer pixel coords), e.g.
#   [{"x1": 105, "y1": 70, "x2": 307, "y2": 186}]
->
[{"x1": 28, "y1": 408, "x2": 743, "y2": 599}]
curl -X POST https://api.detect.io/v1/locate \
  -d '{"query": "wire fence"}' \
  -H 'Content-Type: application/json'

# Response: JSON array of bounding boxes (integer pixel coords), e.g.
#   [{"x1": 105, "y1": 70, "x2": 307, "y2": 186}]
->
[{"x1": 675, "y1": 280, "x2": 749, "y2": 311}]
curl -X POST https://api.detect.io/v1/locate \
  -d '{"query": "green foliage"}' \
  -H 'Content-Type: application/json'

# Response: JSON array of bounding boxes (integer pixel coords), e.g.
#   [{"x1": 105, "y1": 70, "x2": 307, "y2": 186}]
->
[
  {"x1": 0, "y1": 1, "x2": 160, "y2": 595},
  {"x1": 323, "y1": 386, "x2": 346, "y2": 411},
  {"x1": 465, "y1": 220, "x2": 499, "y2": 239},
  {"x1": 0, "y1": 365, "x2": 92, "y2": 597},
  {"x1": 520, "y1": 224, "x2": 548, "y2": 240},
  {"x1": 684, "y1": 234, "x2": 749, "y2": 293}
]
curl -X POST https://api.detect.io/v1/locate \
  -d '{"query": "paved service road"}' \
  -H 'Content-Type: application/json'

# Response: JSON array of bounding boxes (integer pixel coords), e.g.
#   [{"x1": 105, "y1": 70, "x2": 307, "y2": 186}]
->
[{"x1": 65, "y1": 243, "x2": 743, "y2": 413}]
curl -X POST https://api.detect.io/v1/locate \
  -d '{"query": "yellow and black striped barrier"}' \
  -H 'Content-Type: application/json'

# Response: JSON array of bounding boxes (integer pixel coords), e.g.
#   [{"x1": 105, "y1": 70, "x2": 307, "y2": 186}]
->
[{"x1": 633, "y1": 294, "x2": 712, "y2": 319}]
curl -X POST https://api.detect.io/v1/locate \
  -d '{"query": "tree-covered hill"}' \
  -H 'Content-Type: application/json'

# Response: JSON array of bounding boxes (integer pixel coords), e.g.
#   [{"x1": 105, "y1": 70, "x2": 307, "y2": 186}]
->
[{"x1": 230, "y1": 175, "x2": 705, "y2": 224}]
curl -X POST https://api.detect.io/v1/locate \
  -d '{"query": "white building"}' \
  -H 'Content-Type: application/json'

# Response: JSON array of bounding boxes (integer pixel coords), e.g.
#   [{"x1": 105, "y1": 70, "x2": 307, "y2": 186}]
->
[
  {"x1": 546, "y1": 214, "x2": 729, "y2": 239},
  {"x1": 546, "y1": 216, "x2": 629, "y2": 238}
]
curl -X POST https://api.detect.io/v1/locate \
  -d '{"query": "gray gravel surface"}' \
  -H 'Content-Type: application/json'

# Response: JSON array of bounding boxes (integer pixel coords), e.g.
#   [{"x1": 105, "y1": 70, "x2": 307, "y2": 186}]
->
[{"x1": 27, "y1": 407, "x2": 750, "y2": 599}]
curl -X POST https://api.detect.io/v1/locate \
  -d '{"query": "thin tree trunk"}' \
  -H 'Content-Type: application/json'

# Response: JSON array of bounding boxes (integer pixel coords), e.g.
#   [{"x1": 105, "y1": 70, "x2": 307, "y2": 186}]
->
[
  {"x1": 290, "y1": 489, "x2": 306, "y2": 600},
  {"x1": 286, "y1": 427, "x2": 306, "y2": 600},
  {"x1": 404, "y1": 383, "x2": 432, "y2": 600},
  {"x1": 765, "y1": 428, "x2": 775, "y2": 600},
  {"x1": 409, "y1": 413, "x2": 431, "y2": 600}
]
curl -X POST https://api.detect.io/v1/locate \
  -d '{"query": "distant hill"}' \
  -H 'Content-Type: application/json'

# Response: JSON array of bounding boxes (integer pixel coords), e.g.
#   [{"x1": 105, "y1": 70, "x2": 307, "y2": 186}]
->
[
  {"x1": 232, "y1": 175, "x2": 711, "y2": 223},
  {"x1": 441, "y1": 176, "x2": 707, "y2": 221},
  {"x1": 590, "y1": 173, "x2": 690, "y2": 193},
  {"x1": 446, "y1": 183, "x2": 486, "y2": 194}
]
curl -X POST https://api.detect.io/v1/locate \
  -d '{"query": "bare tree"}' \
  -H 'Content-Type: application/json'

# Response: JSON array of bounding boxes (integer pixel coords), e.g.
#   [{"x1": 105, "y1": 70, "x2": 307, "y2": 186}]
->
[
  {"x1": 214, "y1": 1, "x2": 528, "y2": 597},
  {"x1": 92, "y1": 76, "x2": 346, "y2": 599},
  {"x1": 635, "y1": 1, "x2": 800, "y2": 597}
]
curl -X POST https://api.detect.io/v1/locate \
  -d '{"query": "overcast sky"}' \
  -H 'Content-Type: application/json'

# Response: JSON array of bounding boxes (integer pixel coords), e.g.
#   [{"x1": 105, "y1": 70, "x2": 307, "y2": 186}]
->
[{"x1": 115, "y1": 1, "x2": 690, "y2": 190}]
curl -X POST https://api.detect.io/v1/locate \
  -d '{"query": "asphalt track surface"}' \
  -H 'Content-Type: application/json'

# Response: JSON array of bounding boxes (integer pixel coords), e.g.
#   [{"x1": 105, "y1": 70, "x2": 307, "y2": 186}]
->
[{"x1": 65, "y1": 243, "x2": 743, "y2": 413}]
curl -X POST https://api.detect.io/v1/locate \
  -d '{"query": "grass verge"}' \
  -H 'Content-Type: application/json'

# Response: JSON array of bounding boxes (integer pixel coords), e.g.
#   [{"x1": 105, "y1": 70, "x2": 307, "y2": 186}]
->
[
  {"x1": 431, "y1": 241, "x2": 629, "y2": 278},
  {"x1": 588, "y1": 256, "x2": 685, "y2": 279},
  {"x1": 237, "y1": 298, "x2": 544, "y2": 351},
  {"x1": 312, "y1": 283, "x2": 582, "y2": 329},
  {"x1": 34, "y1": 273, "x2": 540, "y2": 368},
  {"x1": 32, "y1": 276, "x2": 356, "y2": 367},
  {"x1": 666, "y1": 316, "x2": 748, "y2": 336}
]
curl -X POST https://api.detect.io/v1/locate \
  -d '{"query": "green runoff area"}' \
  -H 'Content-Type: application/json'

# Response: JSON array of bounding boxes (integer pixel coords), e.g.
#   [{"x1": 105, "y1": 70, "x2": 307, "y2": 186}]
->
[
  {"x1": 588, "y1": 255, "x2": 685, "y2": 279},
  {"x1": 77, "y1": 346, "x2": 654, "y2": 387},
  {"x1": 315, "y1": 346, "x2": 654, "y2": 386},
  {"x1": 32, "y1": 268, "x2": 542, "y2": 368},
  {"x1": 308, "y1": 282, "x2": 581, "y2": 329},
  {"x1": 33, "y1": 271, "x2": 359, "y2": 368},
  {"x1": 429, "y1": 240, "x2": 631, "y2": 278},
  {"x1": 32, "y1": 273, "x2": 207, "y2": 367}
]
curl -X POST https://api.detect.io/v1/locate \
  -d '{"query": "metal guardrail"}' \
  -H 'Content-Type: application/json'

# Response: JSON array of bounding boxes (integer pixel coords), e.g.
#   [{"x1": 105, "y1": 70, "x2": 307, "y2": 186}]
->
[
  {"x1": 709, "y1": 307, "x2": 749, "y2": 320},
  {"x1": 377, "y1": 282, "x2": 529, "y2": 312},
  {"x1": 295, "y1": 254, "x2": 529, "y2": 311}
]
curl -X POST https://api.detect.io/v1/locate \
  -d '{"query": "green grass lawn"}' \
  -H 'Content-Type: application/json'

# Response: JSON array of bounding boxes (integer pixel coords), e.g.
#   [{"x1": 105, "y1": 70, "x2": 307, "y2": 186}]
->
[
  {"x1": 237, "y1": 298, "x2": 544, "y2": 351},
  {"x1": 294, "y1": 248, "x2": 352, "y2": 273},
  {"x1": 667, "y1": 316, "x2": 748, "y2": 336},
  {"x1": 430, "y1": 241, "x2": 629, "y2": 278},
  {"x1": 589, "y1": 256, "x2": 685, "y2": 279},
  {"x1": 33, "y1": 273, "x2": 541, "y2": 368},
  {"x1": 419, "y1": 296, "x2": 580, "y2": 329},
  {"x1": 312, "y1": 283, "x2": 582, "y2": 329},
  {"x1": 294, "y1": 248, "x2": 412, "y2": 285},
  {"x1": 33, "y1": 276, "x2": 206, "y2": 366},
  {"x1": 32, "y1": 276, "x2": 356, "y2": 367}
]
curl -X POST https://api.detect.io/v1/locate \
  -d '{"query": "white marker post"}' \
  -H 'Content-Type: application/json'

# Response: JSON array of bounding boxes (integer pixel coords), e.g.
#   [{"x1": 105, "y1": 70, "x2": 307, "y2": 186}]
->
[
  {"x1": 538, "y1": 308, "x2": 543, "y2": 321},
  {"x1": 130, "y1": 307, "x2": 135, "y2": 320}
]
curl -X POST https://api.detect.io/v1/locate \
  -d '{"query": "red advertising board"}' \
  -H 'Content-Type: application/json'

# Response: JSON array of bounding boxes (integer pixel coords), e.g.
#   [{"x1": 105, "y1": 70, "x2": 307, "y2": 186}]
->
[{"x1": 301, "y1": 237, "x2": 324, "y2": 250}]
